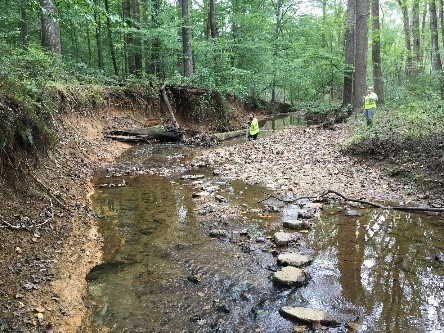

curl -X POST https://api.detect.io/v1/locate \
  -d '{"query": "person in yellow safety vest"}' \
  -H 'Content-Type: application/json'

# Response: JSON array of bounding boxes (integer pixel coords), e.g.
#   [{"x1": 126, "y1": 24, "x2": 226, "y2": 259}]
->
[
  {"x1": 248, "y1": 113, "x2": 259, "y2": 140},
  {"x1": 364, "y1": 86, "x2": 378, "y2": 126}
]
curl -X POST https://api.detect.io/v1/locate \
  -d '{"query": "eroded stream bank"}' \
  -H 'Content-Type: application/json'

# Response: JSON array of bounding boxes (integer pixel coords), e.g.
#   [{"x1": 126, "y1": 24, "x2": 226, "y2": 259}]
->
[{"x1": 82, "y1": 136, "x2": 444, "y2": 332}]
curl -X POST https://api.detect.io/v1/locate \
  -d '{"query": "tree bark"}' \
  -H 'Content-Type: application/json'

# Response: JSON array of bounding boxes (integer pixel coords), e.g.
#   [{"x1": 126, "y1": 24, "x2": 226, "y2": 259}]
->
[
  {"x1": 206, "y1": 0, "x2": 217, "y2": 39},
  {"x1": 371, "y1": 0, "x2": 384, "y2": 104},
  {"x1": 430, "y1": 0, "x2": 443, "y2": 71},
  {"x1": 40, "y1": 0, "x2": 61, "y2": 54},
  {"x1": 20, "y1": 0, "x2": 29, "y2": 46},
  {"x1": 93, "y1": 0, "x2": 104, "y2": 69},
  {"x1": 181, "y1": 0, "x2": 193, "y2": 77},
  {"x1": 353, "y1": 0, "x2": 368, "y2": 112},
  {"x1": 396, "y1": 0, "x2": 413, "y2": 75},
  {"x1": 104, "y1": 0, "x2": 119, "y2": 76},
  {"x1": 342, "y1": 0, "x2": 355, "y2": 108},
  {"x1": 412, "y1": 0, "x2": 422, "y2": 72}
]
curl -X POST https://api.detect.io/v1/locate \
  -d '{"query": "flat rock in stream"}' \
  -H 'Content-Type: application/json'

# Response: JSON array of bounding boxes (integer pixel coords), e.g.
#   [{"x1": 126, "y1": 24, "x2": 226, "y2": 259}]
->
[
  {"x1": 277, "y1": 252, "x2": 312, "y2": 267},
  {"x1": 192, "y1": 191, "x2": 210, "y2": 198},
  {"x1": 272, "y1": 266, "x2": 307, "y2": 287},
  {"x1": 279, "y1": 306, "x2": 338, "y2": 326},
  {"x1": 181, "y1": 174, "x2": 205, "y2": 180},
  {"x1": 282, "y1": 219, "x2": 313, "y2": 230},
  {"x1": 273, "y1": 232, "x2": 296, "y2": 246}
]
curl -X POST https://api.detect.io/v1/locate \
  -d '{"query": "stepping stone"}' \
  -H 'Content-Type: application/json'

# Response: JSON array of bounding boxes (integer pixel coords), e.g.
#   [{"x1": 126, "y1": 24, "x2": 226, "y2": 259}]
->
[
  {"x1": 279, "y1": 306, "x2": 338, "y2": 326},
  {"x1": 273, "y1": 231, "x2": 296, "y2": 246},
  {"x1": 272, "y1": 266, "x2": 307, "y2": 287},
  {"x1": 277, "y1": 252, "x2": 312, "y2": 267},
  {"x1": 282, "y1": 219, "x2": 312, "y2": 230}
]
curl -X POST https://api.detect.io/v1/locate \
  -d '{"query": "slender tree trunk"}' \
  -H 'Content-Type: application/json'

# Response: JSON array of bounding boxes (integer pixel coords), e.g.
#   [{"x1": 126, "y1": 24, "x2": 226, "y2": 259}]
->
[
  {"x1": 86, "y1": 24, "x2": 92, "y2": 65},
  {"x1": 132, "y1": 0, "x2": 142, "y2": 75},
  {"x1": 397, "y1": 0, "x2": 413, "y2": 75},
  {"x1": 20, "y1": 0, "x2": 29, "y2": 46},
  {"x1": 412, "y1": 0, "x2": 422, "y2": 72},
  {"x1": 105, "y1": 0, "x2": 119, "y2": 76},
  {"x1": 147, "y1": 0, "x2": 163, "y2": 78},
  {"x1": 371, "y1": 0, "x2": 384, "y2": 104},
  {"x1": 430, "y1": 0, "x2": 443, "y2": 71},
  {"x1": 353, "y1": 0, "x2": 368, "y2": 111},
  {"x1": 94, "y1": 0, "x2": 104, "y2": 69},
  {"x1": 40, "y1": 0, "x2": 61, "y2": 54},
  {"x1": 181, "y1": 0, "x2": 193, "y2": 77},
  {"x1": 342, "y1": 0, "x2": 355, "y2": 108},
  {"x1": 206, "y1": 0, "x2": 217, "y2": 39}
]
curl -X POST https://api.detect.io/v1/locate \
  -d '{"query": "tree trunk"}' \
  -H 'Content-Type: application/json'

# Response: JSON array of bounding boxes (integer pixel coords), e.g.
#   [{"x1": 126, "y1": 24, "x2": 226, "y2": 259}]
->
[
  {"x1": 40, "y1": 0, "x2": 61, "y2": 54},
  {"x1": 132, "y1": 0, "x2": 143, "y2": 75},
  {"x1": 371, "y1": 0, "x2": 384, "y2": 104},
  {"x1": 412, "y1": 0, "x2": 422, "y2": 72},
  {"x1": 105, "y1": 0, "x2": 119, "y2": 76},
  {"x1": 353, "y1": 0, "x2": 368, "y2": 112},
  {"x1": 86, "y1": 23, "x2": 92, "y2": 65},
  {"x1": 342, "y1": 0, "x2": 355, "y2": 108},
  {"x1": 181, "y1": 0, "x2": 193, "y2": 77},
  {"x1": 430, "y1": 0, "x2": 443, "y2": 71},
  {"x1": 396, "y1": 0, "x2": 413, "y2": 75},
  {"x1": 94, "y1": 0, "x2": 104, "y2": 69},
  {"x1": 20, "y1": 0, "x2": 29, "y2": 46},
  {"x1": 206, "y1": 0, "x2": 217, "y2": 39}
]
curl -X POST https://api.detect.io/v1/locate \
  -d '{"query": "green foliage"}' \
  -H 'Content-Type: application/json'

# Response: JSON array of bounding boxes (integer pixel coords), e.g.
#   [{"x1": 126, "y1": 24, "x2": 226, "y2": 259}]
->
[{"x1": 345, "y1": 99, "x2": 444, "y2": 148}]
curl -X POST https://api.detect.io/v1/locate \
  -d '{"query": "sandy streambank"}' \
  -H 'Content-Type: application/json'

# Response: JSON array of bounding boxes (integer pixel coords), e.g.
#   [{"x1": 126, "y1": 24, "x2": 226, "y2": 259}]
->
[{"x1": 193, "y1": 125, "x2": 419, "y2": 206}]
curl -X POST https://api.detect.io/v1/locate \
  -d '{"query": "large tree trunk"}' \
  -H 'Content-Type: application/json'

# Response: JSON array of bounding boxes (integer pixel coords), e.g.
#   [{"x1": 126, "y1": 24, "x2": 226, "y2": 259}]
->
[
  {"x1": 430, "y1": 0, "x2": 443, "y2": 71},
  {"x1": 342, "y1": 0, "x2": 355, "y2": 108},
  {"x1": 353, "y1": 0, "x2": 368, "y2": 112},
  {"x1": 181, "y1": 0, "x2": 193, "y2": 77},
  {"x1": 105, "y1": 0, "x2": 119, "y2": 76},
  {"x1": 397, "y1": 0, "x2": 413, "y2": 75},
  {"x1": 206, "y1": 0, "x2": 217, "y2": 39},
  {"x1": 371, "y1": 0, "x2": 384, "y2": 104},
  {"x1": 40, "y1": 0, "x2": 61, "y2": 54}
]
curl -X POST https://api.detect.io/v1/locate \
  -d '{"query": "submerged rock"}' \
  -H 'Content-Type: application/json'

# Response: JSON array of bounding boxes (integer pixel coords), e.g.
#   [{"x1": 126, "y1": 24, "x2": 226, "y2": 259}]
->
[
  {"x1": 279, "y1": 306, "x2": 338, "y2": 326},
  {"x1": 282, "y1": 219, "x2": 313, "y2": 230},
  {"x1": 272, "y1": 266, "x2": 307, "y2": 287},
  {"x1": 277, "y1": 252, "x2": 312, "y2": 267}
]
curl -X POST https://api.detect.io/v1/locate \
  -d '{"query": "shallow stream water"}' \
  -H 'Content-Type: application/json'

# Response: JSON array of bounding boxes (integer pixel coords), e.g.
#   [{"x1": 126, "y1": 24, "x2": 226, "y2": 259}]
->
[{"x1": 83, "y1": 118, "x2": 444, "y2": 333}]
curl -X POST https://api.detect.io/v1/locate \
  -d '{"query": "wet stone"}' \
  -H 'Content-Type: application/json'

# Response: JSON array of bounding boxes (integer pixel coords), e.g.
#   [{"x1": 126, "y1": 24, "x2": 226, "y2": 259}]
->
[
  {"x1": 209, "y1": 229, "x2": 230, "y2": 238},
  {"x1": 181, "y1": 174, "x2": 205, "y2": 180},
  {"x1": 273, "y1": 232, "x2": 295, "y2": 246},
  {"x1": 279, "y1": 306, "x2": 339, "y2": 326},
  {"x1": 272, "y1": 266, "x2": 307, "y2": 287},
  {"x1": 277, "y1": 252, "x2": 312, "y2": 267},
  {"x1": 192, "y1": 191, "x2": 210, "y2": 198},
  {"x1": 282, "y1": 220, "x2": 312, "y2": 230}
]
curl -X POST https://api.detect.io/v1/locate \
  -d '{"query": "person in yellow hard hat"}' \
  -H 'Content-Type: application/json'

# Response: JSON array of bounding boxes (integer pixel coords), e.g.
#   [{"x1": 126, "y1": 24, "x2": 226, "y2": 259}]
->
[
  {"x1": 248, "y1": 113, "x2": 259, "y2": 140},
  {"x1": 364, "y1": 86, "x2": 378, "y2": 126}
]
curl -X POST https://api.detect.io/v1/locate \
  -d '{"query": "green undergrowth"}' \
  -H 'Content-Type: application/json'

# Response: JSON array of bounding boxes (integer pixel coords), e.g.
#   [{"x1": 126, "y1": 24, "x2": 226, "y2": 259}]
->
[{"x1": 343, "y1": 101, "x2": 444, "y2": 193}]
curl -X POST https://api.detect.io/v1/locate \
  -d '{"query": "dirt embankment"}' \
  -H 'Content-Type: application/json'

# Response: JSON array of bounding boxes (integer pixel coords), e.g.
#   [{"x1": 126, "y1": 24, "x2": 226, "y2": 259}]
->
[{"x1": 0, "y1": 86, "x2": 256, "y2": 333}]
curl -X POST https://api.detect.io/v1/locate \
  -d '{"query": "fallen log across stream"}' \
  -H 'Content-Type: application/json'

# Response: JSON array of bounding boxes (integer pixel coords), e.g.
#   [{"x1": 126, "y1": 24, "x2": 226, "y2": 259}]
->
[{"x1": 104, "y1": 127, "x2": 183, "y2": 143}]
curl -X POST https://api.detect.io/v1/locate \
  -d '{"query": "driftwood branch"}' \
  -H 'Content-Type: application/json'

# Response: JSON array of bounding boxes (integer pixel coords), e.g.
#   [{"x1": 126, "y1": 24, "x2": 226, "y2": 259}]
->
[
  {"x1": 319, "y1": 189, "x2": 444, "y2": 213},
  {"x1": 257, "y1": 189, "x2": 444, "y2": 214},
  {"x1": 0, "y1": 199, "x2": 54, "y2": 230}
]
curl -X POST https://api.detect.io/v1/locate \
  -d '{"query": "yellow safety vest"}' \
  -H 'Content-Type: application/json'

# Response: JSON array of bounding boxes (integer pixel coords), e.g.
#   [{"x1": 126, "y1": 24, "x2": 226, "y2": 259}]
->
[
  {"x1": 364, "y1": 93, "x2": 378, "y2": 109},
  {"x1": 249, "y1": 118, "x2": 259, "y2": 135}
]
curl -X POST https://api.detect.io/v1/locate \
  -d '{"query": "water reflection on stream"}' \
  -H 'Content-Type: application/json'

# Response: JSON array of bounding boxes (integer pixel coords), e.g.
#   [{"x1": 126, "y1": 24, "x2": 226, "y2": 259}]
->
[{"x1": 83, "y1": 117, "x2": 444, "y2": 333}]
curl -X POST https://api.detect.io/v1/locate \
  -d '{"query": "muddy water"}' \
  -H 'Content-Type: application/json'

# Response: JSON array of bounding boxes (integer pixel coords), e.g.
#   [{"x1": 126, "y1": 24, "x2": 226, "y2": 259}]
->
[{"x1": 83, "y1": 121, "x2": 444, "y2": 333}]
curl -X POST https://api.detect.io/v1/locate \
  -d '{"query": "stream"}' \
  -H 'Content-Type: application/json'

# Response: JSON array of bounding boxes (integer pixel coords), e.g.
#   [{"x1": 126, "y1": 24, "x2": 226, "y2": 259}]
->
[{"x1": 82, "y1": 117, "x2": 444, "y2": 333}]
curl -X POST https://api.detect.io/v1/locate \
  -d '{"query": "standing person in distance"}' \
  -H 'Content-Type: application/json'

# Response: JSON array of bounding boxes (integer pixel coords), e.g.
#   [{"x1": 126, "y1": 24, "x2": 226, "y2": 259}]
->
[
  {"x1": 248, "y1": 113, "x2": 259, "y2": 140},
  {"x1": 364, "y1": 86, "x2": 378, "y2": 126}
]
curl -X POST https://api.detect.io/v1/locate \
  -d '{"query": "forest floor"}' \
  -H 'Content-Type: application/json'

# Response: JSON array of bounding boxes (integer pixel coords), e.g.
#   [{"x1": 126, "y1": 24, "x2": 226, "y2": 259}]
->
[{"x1": 0, "y1": 106, "x2": 443, "y2": 333}]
